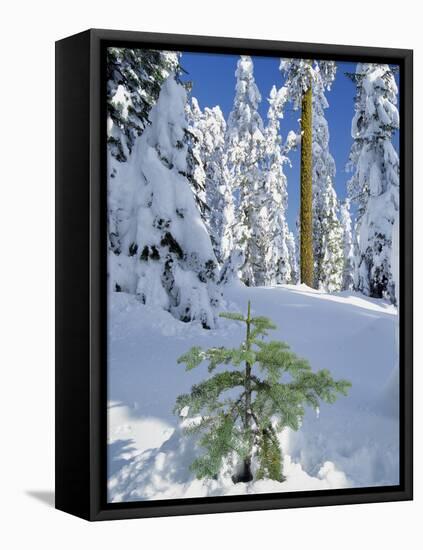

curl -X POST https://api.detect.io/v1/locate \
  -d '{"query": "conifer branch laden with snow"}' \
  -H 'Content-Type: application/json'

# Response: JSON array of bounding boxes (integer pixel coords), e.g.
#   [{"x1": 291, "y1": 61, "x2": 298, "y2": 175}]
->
[
  {"x1": 347, "y1": 63, "x2": 399, "y2": 301},
  {"x1": 175, "y1": 302, "x2": 351, "y2": 483}
]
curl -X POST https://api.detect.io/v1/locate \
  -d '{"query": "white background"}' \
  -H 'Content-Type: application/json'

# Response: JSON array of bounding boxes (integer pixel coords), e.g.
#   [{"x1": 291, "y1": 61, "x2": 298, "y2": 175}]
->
[{"x1": 0, "y1": 0, "x2": 420, "y2": 547}]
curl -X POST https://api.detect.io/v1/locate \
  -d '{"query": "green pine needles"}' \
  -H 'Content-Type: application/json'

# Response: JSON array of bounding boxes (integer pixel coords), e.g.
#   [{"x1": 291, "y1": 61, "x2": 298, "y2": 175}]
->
[{"x1": 174, "y1": 301, "x2": 351, "y2": 484}]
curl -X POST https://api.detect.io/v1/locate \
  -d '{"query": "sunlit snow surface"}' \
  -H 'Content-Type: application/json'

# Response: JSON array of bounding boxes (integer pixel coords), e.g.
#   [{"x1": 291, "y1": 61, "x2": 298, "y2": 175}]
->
[{"x1": 107, "y1": 282, "x2": 399, "y2": 502}]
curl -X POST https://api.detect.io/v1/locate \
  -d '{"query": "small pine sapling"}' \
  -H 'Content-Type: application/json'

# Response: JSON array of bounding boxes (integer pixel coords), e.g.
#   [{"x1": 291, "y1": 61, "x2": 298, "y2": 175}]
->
[{"x1": 174, "y1": 301, "x2": 351, "y2": 484}]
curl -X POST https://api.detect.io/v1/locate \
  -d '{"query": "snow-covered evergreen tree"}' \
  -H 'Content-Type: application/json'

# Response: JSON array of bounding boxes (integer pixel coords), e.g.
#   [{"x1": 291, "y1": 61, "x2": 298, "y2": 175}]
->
[
  {"x1": 108, "y1": 75, "x2": 219, "y2": 328},
  {"x1": 202, "y1": 106, "x2": 235, "y2": 263},
  {"x1": 347, "y1": 63, "x2": 399, "y2": 301},
  {"x1": 186, "y1": 98, "x2": 234, "y2": 263},
  {"x1": 262, "y1": 85, "x2": 297, "y2": 284},
  {"x1": 314, "y1": 184, "x2": 344, "y2": 293},
  {"x1": 339, "y1": 199, "x2": 354, "y2": 291},
  {"x1": 107, "y1": 47, "x2": 179, "y2": 163},
  {"x1": 312, "y1": 65, "x2": 343, "y2": 292},
  {"x1": 226, "y1": 56, "x2": 266, "y2": 286}
]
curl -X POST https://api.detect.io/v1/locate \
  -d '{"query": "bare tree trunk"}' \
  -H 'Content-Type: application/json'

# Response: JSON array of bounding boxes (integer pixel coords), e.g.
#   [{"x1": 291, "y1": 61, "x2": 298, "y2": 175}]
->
[{"x1": 300, "y1": 85, "x2": 314, "y2": 287}]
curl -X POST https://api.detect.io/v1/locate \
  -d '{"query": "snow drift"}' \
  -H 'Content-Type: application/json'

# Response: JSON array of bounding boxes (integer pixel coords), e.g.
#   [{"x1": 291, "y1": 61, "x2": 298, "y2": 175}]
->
[{"x1": 107, "y1": 283, "x2": 399, "y2": 501}]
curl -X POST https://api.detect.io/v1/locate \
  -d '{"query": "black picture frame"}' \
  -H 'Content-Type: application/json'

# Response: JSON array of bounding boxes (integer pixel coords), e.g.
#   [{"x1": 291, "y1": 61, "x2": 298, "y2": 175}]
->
[{"x1": 55, "y1": 28, "x2": 413, "y2": 521}]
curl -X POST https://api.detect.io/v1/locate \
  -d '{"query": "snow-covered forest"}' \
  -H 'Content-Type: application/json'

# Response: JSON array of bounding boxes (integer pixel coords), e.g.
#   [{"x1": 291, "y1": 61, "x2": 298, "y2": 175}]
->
[{"x1": 106, "y1": 47, "x2": 400, "y2": 502}]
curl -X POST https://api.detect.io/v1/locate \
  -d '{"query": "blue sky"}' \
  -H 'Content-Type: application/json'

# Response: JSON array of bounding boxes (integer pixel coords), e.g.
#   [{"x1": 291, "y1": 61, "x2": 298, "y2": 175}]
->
[{"x1": 180, "y1": 52, "x2": 400, "y2": 230}]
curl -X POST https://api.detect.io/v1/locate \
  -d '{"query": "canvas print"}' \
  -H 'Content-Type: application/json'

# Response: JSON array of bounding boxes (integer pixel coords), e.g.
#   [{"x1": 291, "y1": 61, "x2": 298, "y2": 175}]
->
[{"x1": 106, "y1": 47, "x2": 400, "y2": 503}]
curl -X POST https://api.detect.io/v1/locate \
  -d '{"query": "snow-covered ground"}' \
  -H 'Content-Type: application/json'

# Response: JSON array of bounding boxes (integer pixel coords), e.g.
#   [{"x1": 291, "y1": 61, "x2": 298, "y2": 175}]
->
[{"x1": 107, "y1": 282, "x2": 399, "y2": 502}]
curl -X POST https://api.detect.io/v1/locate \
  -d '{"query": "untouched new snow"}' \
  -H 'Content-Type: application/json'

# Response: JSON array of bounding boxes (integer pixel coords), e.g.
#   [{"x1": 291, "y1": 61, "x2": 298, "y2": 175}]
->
[{"x1": 108, "y1": 282, "x2": 398, "y2": 502}]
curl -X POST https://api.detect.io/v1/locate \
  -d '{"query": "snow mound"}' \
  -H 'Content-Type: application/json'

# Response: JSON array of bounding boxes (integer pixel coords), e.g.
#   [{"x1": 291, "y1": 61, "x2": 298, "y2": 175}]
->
[{"x1": 108, "y1": 422, "x2": 350, "y2": 503}]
